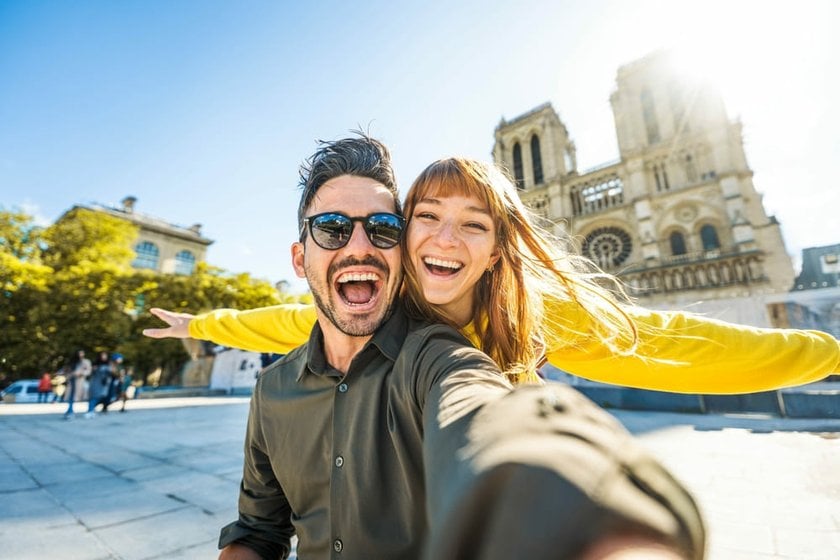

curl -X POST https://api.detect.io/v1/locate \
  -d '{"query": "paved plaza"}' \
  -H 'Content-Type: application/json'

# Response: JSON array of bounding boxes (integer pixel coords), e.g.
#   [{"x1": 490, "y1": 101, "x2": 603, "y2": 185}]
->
[{"x1": 1, "y1": 396, "x2": 839, "y2": 559}]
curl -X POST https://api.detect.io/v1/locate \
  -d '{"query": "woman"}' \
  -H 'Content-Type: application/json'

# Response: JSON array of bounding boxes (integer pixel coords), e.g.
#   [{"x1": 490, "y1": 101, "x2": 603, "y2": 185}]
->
[{"x1": 144, "y1": 158, "x2": 839, "y2": 393}]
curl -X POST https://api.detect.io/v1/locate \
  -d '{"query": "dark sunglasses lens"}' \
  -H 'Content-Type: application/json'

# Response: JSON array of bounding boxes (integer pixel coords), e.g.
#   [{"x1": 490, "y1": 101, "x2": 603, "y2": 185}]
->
[
  {"x1": 310, "y1": 214, "x2": 352, "y2": 249},
  {"x1": 366, "y1": 214, "x2": 404, "y2": 248}
]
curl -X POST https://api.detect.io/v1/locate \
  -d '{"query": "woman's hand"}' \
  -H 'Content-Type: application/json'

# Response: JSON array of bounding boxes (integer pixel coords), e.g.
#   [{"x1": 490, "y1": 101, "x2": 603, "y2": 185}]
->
[{"x1": 142, "y1": 308, "x2": 195, "y2": 339}]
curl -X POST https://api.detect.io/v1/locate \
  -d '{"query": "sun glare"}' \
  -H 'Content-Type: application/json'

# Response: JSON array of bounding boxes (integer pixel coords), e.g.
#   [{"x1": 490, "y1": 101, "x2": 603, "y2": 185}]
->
[{"x1": 639, "y1": 0, "x2": 814, "y2": 120}]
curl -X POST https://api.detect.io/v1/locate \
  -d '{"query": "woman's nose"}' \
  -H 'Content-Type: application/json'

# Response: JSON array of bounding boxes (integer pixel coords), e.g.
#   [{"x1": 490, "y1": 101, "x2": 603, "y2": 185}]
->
[{"x1": 434, "y1": 222, "x2": 458, "y2": 245}]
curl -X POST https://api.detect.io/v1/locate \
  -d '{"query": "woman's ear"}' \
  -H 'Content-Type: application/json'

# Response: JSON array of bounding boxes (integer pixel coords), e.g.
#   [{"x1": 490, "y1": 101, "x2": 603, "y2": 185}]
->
[{"x1": 291, "y1": 242, "x2": 306, "y2": 278}]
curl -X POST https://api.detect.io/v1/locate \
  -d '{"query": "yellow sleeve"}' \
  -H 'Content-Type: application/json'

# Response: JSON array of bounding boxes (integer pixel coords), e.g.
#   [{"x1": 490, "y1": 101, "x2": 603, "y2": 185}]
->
[
  {"x1": 188, "y1": 304, "x2": 317, "y2": 354},
  {"x1": 544, "y1": 298, "x2": 840, "y2": 394}
]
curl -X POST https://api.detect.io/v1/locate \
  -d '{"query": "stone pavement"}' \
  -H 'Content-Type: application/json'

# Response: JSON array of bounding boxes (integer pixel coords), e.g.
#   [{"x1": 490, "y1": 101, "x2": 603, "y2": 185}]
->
[{"x1": 1, "y1": 397, "x2": 839, "y2": 559}]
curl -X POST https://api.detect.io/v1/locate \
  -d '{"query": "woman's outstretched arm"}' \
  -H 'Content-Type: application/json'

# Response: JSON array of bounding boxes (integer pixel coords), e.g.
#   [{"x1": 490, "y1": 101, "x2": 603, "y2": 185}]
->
[
  {"x1": 544, "y1": 298, "x2": 839, "y2": 394},
  {"x1": 143, "y1": 304, "x2": 316, "y2": 354}
]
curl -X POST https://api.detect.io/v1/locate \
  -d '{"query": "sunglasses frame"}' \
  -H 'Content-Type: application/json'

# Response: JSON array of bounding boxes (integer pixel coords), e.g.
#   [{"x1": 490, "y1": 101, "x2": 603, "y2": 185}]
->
[{"x1": 302, "y1": 211, "x2": 406, "y2": 250}]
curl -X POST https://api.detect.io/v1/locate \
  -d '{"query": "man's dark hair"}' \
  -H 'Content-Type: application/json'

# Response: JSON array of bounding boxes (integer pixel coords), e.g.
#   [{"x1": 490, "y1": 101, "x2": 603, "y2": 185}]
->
[{"x1": 297, "y1": 132, "x2": 400, "y2": 238}]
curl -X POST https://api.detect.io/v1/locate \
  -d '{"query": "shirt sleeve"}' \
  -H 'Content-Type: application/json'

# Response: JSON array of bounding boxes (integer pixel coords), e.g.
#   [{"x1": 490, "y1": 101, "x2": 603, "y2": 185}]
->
[
  {"x1": 544, "y1": 297, "x2": 840, "y2": 394},
  {"x1": 188, "y1": 304, "x2": 316, "y2": 354},
  {"x1": 421, "y1": 371, "x2": 706, "y2": 560},
  {"x1": 218, "y1": 378, "x2": 295, "y2": 559}
]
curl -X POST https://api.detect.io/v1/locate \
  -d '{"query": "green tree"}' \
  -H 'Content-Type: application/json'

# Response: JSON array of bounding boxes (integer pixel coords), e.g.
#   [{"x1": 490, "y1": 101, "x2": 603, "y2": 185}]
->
[
  {"x1": 0, "y1": 209, "x2": 44, "y2": 261},
  {"x1": 0, "y1": 209, "x2": 53, "y2": 377},
  {"x1": 119, "y1": 264, "x2": 282, "y2": 385},
  {"x1": 42, "y1": 207, "x2": 136, "y2": 271},
  {"x1": 0, "y1": 207, "x2": 298, "y2": 386}
]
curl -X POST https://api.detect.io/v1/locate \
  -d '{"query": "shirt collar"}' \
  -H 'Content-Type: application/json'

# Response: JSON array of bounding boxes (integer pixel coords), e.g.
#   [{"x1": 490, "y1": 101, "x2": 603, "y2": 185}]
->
[{"x1": 299, "y1": 302, "x2": 409, "y2": 381}]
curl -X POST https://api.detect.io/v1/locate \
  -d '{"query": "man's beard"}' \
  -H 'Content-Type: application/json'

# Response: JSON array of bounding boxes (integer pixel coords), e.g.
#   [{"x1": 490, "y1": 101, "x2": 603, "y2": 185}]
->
[{"x1": 306, "y1": 255, "x2": 399, "y2": 337}]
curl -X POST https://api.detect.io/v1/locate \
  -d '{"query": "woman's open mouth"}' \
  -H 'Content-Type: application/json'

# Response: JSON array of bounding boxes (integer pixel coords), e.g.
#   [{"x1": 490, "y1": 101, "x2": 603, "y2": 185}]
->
[{"x1": 423, "y1": 256, "x2": 463, "y2": 277}]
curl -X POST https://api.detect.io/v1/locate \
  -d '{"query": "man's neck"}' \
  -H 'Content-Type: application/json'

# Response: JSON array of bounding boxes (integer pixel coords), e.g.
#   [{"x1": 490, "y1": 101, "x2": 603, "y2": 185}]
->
[{"x1": 316, "y1": 318, "x2": 373, "y2": 375}]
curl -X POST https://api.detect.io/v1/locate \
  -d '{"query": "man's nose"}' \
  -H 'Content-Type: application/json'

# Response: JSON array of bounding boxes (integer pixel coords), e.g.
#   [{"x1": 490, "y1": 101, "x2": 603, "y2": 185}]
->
[{"x1": 344, "y1": 222, "x2": 375, "y2": 252}]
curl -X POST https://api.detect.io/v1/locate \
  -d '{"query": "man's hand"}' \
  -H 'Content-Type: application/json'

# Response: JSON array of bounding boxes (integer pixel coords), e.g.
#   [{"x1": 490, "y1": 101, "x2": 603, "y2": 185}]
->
[
  {"x1": 142, "y1": 308, "x2": 195, "y2": 339},
  {"x1": 218, "y1": 543, "x2": 263, "y2": 560},
  {"x1": 580, "y1": 534, "x2": 684, "y2": 559}
]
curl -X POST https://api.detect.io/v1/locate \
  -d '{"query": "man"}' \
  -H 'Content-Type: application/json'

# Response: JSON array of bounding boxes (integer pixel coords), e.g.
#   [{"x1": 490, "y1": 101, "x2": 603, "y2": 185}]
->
[{"x1": 210, "y1": 134, "x2": 704, "y2": 559}]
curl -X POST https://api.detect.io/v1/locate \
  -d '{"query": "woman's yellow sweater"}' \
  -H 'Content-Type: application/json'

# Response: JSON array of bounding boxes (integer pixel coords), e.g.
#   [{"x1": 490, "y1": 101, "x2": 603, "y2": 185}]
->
[{"x1": 189, "y1": 301, "x2": 839, "y2": 394}]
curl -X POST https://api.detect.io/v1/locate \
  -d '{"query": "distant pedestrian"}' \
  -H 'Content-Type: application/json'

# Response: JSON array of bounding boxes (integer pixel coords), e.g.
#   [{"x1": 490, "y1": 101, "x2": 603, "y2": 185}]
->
[
  {"x1": 259, "y1": 353, "x2": 283, "y2": 369},
  {"x1": 108, "y1": 354, "x2": 126, "y2": 407},
  {"x1": 64, "y1": 350, "x2": 91, "y2": 419},
  {"x1": 85, "y1": 352, "x2": 113, "y2": 418},
  {"x1": 53, "y1": 365, "x2": 69, "y2": 402},
  {"x1": 117, "y1": 366, "x2": 133, "y2": 412},
  {"x1": 37, "y1": 372, "x2": 52, "y2": 403}
]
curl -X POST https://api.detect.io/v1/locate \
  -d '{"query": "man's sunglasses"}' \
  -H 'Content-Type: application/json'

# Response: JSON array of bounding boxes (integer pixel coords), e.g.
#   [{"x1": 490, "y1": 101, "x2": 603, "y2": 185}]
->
[{"x1": 302, "y1": 212, "x2": 406, "y2": 250}]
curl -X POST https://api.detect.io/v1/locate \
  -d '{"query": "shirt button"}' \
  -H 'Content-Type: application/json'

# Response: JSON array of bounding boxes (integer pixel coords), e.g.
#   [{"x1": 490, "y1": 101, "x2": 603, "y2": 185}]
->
[
  {"x1": 338, "y1": 383, "x2": 348, "y2": 393},
  {"x1": 335, "y1": 456, "x2": 344, "y2": 468},
  {"x1": 333, "y1": 539, "x2": 343, "y2": 552}
]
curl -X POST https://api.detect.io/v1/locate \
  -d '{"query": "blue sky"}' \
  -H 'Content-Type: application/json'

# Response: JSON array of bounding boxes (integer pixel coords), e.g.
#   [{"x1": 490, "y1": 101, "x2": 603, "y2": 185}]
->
[{"x1": 2, "y1": 0, "x2": 838, "y2": 292}]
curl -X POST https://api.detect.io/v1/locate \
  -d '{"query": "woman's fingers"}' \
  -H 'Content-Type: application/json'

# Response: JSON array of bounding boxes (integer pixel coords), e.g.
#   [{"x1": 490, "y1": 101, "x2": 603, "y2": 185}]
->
[{"x1": 143, "y1": 308, "x2": 194, "y2": 339}]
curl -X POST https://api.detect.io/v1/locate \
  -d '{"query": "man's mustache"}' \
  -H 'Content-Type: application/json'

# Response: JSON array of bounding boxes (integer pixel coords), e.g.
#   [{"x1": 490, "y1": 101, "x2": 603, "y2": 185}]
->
[{"x1": 328, "y1": 255, "x2": 389, "y2": 279}]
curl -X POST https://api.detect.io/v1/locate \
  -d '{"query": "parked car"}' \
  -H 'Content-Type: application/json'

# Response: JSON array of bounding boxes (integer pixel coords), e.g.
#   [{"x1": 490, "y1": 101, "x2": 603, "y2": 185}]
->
[{"x1": 1, "y1": 379, "x2": 42, "y2": 403}]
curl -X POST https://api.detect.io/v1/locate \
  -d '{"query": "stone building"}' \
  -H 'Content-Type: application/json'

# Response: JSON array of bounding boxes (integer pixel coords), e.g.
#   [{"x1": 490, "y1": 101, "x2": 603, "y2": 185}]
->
[
  {"x1": 766, "y1": 245, "x2": 840, "y2": 338},
  {"x1": 493, "y1": 51, "x2": 794, "y2": 325},
  {"x1": 82, "y1": 196, "x2": 213, "y2": 275}
]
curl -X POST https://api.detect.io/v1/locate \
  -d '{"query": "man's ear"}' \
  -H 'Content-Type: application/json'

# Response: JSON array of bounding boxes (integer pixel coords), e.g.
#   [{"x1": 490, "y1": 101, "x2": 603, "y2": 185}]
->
[{"x1": 291, "y1": 242, "x2": 306, "y2": 278}]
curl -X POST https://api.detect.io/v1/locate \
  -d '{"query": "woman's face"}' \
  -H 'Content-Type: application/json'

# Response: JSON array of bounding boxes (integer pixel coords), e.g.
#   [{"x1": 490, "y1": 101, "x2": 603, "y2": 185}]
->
[{"x1": 406, "y1": 193, "x2": 499, "y2": 325}]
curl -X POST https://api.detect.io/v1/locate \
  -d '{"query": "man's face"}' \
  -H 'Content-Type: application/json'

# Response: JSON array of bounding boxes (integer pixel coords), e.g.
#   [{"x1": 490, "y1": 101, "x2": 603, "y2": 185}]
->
[{"x1": 292, "y1": 175, "x2": 403, "y2": 338}]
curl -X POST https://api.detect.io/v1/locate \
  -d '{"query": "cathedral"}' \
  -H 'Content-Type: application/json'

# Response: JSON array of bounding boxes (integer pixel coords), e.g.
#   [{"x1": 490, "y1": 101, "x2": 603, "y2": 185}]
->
[{"x1": 492, "y1": 51, "x2": 794, "y2": 326}]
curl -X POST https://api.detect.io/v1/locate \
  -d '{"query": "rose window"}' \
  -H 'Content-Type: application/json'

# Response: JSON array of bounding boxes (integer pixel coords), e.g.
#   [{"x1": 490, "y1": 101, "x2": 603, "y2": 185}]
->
[{"x1": 582, "y1": 227, "x2": 633, "y2": 269}]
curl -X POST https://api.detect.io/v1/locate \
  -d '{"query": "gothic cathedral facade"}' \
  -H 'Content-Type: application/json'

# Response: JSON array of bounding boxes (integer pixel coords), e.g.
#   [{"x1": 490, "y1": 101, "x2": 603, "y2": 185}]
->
[{"x1": 492, "y1": 51, "x2": 794, "y2": 325}]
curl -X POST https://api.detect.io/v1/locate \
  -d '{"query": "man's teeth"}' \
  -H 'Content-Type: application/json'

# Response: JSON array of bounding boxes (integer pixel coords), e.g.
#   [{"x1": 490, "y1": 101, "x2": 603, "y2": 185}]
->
[
  {"x1": 337, "y1": 272, "x2": 379, "y2": 283},
  {"x1": 424, "y1": 257, "x2": 462, "y2": 270}
]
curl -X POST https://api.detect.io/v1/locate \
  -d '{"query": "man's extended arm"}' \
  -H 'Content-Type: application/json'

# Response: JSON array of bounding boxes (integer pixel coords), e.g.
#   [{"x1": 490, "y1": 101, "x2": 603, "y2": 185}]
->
[{"x1": 418, "y1": 336, "x2": 705, "y2": 559}]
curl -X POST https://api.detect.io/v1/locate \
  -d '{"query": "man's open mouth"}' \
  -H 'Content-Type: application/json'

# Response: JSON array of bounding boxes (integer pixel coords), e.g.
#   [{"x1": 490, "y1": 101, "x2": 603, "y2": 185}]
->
[
  {"x1": 423, "y1": 256, "x2": 463, "y2": 277},
  {"x1": 335, "y1": 271, "x2": 381, "y2": 306}
]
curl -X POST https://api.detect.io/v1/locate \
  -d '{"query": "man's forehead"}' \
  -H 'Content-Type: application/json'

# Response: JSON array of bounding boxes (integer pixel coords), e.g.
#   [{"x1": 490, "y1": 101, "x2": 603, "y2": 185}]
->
[{"x1": 308, "y1": 175, "x2": 398, "y2": 213}]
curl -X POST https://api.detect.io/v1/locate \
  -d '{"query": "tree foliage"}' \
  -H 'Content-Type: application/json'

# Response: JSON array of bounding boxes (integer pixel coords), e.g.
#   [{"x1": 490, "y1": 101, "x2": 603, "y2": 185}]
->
[
  {"x1": 0, "y1": 208, "x2": 302, "y2": 386},
  {"x1": 42, "y1": 207, "x2": 137, "y2": 271}
]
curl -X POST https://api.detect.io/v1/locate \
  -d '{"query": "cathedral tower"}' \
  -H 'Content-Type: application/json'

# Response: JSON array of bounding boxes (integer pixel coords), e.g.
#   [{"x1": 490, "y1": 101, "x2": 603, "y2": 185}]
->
[{"x1": 492, "y1": 51, "x2": 794, "y2": 323}]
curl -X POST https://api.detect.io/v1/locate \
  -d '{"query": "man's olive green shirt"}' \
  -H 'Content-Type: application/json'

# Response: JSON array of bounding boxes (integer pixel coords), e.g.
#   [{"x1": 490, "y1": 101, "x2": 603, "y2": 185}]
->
[{"x1": 219, "y1": 304, "x2": 705, "y2": 559}]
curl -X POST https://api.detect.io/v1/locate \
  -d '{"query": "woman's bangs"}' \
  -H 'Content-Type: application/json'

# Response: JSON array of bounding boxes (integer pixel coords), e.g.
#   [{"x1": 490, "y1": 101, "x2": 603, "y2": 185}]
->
[{"x1": 418, "y1": 162, "x2": 492, "y2": 206}]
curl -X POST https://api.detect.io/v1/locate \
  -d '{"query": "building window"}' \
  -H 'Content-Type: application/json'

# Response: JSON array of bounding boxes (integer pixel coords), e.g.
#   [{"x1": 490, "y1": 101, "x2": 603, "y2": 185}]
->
[
  {"x1": 670, "y1": 86, "x2": 691, "y2": 134},
  {"x1": 570, "y1": 186, "x2": 582, "y2": 216},
  {"x1": 133, "y1": 241, "x2": 159, "y2": 270},
  {"x1": 641, "y1": 89, "x2": 660, "y2": 145},
  {"x1": 512, "y1": 143, "x2": 524, "y2": 189},
  {"x1": 700, "y1": 224, "x2": 721, "y2": 251},
  {"x1": 564, "y1": 147, "x2": 575, "y2": 174},
  {"x1": 175, "y1": 250, "x2": 196, "y2": 275},
  {"x1": 582, "y1": 227, "x2": 633, "y2": 269},
  {"x1": 652, "y1": 162, "x2": 670, "y2": 192},
  {"x1": 569, "y1": 176, "x2": 625, "y2": 217},
  {"x1": 670, "y1": 231, "x2": 687, "y2": 256},
  {"x1": 685, "y1": 154, "x2": 697, "y2": 183},
  {"x1": 530, "y1": 134, "x2": 544, "y2": 185}
]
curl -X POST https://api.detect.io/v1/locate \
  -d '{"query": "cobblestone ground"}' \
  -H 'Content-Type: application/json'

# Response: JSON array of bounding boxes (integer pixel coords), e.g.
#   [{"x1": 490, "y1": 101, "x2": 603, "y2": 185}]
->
[{"x1": 1, "y1": 398, "x2": 838, "y2": 559}]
